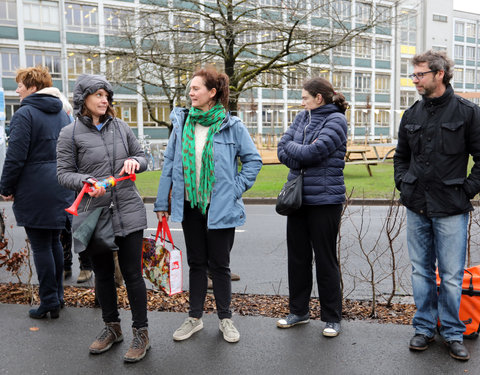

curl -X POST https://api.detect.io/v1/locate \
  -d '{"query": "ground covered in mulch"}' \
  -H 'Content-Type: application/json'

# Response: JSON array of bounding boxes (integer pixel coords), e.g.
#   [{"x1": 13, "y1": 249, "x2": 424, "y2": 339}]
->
[{"x1": 0, "y1": 282, "x2": 416, "y2": 325}]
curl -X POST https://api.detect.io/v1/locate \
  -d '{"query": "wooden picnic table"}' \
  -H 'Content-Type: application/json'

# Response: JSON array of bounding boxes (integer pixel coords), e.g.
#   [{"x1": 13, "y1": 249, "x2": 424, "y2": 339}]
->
[{"x1": 345, "y1": 148, "x2": 377, "y2": 177}]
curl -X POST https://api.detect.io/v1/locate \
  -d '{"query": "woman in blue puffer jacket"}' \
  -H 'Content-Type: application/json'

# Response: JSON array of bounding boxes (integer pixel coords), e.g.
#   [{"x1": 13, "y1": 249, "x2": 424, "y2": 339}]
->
[{"x1": 276, "y1": 77, "x2": 348, "y2": 337}]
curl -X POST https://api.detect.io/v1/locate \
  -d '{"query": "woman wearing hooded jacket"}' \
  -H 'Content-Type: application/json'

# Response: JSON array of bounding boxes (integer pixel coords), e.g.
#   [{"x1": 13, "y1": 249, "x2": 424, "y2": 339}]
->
[
  {"x1": 0, "y1": 66, "x2": 74, "y2": 320},
  {"x1": 154, "y1": 67, "x2": 262, "y2": 343},
  {"x1": 276, "y1": 77, "x2": 348, "y2": 337},
  {"x1": 56, "y1": 74, "x2": 149, "y2": 363}
]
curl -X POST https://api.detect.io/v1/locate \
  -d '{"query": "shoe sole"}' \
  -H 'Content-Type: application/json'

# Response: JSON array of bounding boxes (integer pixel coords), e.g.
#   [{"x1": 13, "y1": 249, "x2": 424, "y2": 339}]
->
[
  {"x1": 276, "y1": 319, "x2": 310, "y2": 329},
  {"x1": 173, "y1": 321, "x2": 204, "y2": 341},
  {"x1": 89, "y1": 336, "x2": 124, "y2": 354},
  {"x1": 322, "y1": 330, "x2": 340, "y2": 337},
  {"x1": 124, "y1": 343, "x2": 151, "y2": 363}
]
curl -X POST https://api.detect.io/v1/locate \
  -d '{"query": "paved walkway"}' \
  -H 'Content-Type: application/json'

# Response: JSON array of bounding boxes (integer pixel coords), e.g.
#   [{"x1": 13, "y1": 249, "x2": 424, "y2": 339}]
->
[{"x1": 1, "y1": 303, "x2": 479, "y2": 374}]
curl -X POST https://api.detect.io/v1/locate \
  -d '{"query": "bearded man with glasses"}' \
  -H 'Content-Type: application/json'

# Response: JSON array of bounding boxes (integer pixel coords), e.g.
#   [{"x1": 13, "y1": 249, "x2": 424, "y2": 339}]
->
[{"x1": 394, "y1": 50, "x2": 480, "y2": 361}]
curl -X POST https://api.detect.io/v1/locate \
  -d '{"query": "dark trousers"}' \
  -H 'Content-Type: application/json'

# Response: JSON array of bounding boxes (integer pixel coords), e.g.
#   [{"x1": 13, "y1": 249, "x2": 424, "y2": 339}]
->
[
  {"x1": 286, "y1": 204, "x2": 343, "y2": 322},
  {"x1": 87, "y1": 230, "x2": 148, "y2": 328},
  {"x1": 61, "y1": 219, "x2": 92, "y2": 271},
  {"x1": 182, "y1": 202, "x2": 235, "y2": 320},
  {"x1": 25, "y1": 227, "x2": 64, "y2": 308}
]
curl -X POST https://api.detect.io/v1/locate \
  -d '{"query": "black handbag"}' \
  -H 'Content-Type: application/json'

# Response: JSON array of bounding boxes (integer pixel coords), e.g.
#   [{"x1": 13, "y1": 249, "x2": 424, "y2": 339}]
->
[
  {"x1": 275, "y1": 171, "x2": 303, "y2": 216},
  {"x1": 72, "y1": 205, "x2": 118, "y2": 254}
]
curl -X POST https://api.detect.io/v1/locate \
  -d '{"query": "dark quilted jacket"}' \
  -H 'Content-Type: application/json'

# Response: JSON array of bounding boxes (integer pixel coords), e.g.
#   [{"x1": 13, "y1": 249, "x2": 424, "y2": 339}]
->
[{"x1": 277, "y1": 103, "x2": 347, "y2": 205}]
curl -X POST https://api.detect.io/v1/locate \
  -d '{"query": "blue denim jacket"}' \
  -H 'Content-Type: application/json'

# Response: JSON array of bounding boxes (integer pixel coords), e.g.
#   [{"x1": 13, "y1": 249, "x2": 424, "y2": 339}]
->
[{"x1": 154, "y1": 107, "x2": 262, "y2": 229}]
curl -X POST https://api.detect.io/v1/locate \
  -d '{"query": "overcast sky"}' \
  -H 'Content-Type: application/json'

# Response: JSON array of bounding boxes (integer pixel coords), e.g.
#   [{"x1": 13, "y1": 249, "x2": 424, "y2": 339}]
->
[{"x1": 453, "y1": 0, "x2": 480, "y2": 14}]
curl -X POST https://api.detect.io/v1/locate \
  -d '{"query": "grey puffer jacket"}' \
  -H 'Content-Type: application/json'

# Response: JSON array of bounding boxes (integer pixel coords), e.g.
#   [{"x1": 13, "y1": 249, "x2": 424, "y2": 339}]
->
[{"x1": 56, "y1": 75, "x2": 147, "y2": 237}]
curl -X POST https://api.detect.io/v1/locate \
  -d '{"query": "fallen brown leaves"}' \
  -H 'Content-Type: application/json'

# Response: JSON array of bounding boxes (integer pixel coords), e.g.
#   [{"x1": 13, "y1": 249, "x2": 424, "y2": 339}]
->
[{"x1": 0, "y1": 282, "x2": 415, "y2": 325}]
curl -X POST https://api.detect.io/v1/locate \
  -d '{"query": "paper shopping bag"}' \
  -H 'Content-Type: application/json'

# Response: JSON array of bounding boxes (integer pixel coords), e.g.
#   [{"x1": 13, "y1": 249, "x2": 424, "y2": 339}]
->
[{"x1": 142, "y1": 217, "x2": 183, "y2": 296}]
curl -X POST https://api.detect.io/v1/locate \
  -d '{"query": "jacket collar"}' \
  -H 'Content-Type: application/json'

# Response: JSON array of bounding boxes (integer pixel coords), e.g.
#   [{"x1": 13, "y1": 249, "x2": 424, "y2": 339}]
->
[{"x1": 422, "y1": 84, "x2": 454, "y2": 107}]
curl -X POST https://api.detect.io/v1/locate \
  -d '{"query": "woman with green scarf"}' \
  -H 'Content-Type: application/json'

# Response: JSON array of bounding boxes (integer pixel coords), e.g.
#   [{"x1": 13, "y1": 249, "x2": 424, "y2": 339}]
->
[{"x1": 154, "y1": 68, "x2": 262, "y2": 343}]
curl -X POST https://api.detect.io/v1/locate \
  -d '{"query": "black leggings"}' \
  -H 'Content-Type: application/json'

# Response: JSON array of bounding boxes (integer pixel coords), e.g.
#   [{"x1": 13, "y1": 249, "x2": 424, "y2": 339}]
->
[
  {"x1": 87, "y1": 230, "x2": 148, "y2": 328},
  {"x1": 182, "y1": 202, "x2": 235, "y2": 320}
]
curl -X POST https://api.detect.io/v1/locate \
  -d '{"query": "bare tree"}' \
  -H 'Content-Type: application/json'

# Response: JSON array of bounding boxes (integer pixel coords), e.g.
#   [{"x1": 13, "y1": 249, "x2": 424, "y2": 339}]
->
[{"x1": 98, "y1": 0, "x2": 406, "y2": 126}]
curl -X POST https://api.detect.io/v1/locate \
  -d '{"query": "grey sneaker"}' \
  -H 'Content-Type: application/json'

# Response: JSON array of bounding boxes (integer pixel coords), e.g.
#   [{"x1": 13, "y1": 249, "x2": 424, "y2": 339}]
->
[
  {"x1": 173, "y1": 317, "x2": 203, "y2": 341},
  {"x1": 219, "y1": 318, "x2": 240, "y2": 343},
  {"x1": 276, "y1": 313, "x2": 310, "y2": 328},
  {"x1": 323, "y1": 322, "x2": 341, "y2": 337}
]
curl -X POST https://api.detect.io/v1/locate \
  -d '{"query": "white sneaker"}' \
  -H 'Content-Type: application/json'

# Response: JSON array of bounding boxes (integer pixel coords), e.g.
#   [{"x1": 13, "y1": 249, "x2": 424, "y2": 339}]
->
[
  {"x1": 173, "y1": 317, "x2": 203, "y2": 341},
  {"x1": 219, "y1": 318, "x2": 240, "y2": 343}
]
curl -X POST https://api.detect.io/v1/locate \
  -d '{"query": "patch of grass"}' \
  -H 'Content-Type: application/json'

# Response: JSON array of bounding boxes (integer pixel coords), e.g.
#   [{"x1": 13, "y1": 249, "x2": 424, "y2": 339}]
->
[{"x1": 135, "y1": 162, "x2": 397, "y2": 199}]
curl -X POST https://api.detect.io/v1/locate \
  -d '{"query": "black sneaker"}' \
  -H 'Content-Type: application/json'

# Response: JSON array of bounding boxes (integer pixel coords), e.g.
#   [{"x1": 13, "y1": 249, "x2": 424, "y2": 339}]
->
[
  {"x1": 445, "y1": 341, "x2": 470, "y2": 361},
  {"x1": 409, "y1": 334, "x2": 434, "y2": 351}
]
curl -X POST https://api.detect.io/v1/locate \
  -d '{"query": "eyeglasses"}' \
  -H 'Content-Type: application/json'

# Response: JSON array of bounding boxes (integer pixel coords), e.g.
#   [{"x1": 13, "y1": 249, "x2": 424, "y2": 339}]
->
[{"x1": 408, "y1": 70, "x2": 437, "y2": 80}]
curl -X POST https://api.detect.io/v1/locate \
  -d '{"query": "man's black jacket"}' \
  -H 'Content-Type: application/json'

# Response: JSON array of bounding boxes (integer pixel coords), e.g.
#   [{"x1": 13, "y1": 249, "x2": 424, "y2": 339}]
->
[{"x1": 394, "y1": 84, "x2": 480, "y2": 217}]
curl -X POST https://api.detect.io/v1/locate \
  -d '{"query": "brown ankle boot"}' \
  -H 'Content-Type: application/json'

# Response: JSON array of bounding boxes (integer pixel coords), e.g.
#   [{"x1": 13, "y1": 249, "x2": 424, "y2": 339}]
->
[
  {"x1": 124, "y1": 327, "x2": 150, "y2": 363},
  {"x1": 89, "y1": 322, "x2": 123, "y2": 354}
]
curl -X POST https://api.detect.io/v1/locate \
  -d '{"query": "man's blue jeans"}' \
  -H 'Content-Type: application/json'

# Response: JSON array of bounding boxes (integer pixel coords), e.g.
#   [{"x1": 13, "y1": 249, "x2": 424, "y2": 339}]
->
[{"x1": 406, "y1": 209, "x2": 468, "y2": 342}]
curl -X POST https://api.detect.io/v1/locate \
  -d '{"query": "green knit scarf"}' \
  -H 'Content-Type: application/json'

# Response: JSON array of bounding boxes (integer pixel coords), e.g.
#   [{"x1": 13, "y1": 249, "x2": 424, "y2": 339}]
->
[{"x1": 182, "y1": 102, "x2": 226, "y2": 214}]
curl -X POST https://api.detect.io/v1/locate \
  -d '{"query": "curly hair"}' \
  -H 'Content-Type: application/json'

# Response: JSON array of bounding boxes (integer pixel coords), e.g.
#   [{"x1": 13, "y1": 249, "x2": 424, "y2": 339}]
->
[{"x1": 412, "y1": 50, "x2": 454, "y2": 85}]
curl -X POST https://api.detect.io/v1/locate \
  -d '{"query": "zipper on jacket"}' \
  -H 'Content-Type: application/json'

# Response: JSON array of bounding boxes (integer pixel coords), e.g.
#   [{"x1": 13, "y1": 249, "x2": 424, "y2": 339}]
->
[{"x1": 303, "y1": 110, "x2": 312, "y2": 145}]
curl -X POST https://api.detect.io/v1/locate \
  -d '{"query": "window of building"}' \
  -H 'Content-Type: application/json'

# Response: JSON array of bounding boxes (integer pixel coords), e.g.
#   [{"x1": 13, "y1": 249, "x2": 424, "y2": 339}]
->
[
  {"x1": 236, "y1": 30, "x2": 257, "y2": 45},
  {"x1": 332, "y1": 71, "x2": 351, "y2": 91},
  {"x1": 262, "y1": 71, "x2": 283, "y2": 87},
  {"x1": 375, "y1": 74, "x2": 390, "y2": 93},
  {"x1": 26, "y1": 49, "x2": 61, "y2": 78},
  {"x1": 454, "y1": 68, "x2": 464, "y2": 84},
  {"x1": 23, "y1": 0, "x2": 59, "y2": 29},
  {"x1": 399, "y1": 10, "x2": 416, "y2": 46},
  {"x1": 262, "y1": 105, "x2": 284, "y2": 132},
  {"x1": 432, "y1": 45, "x2": 447, "y2": 52},
  {"x1": 143, "y1": 103, "x2": 171, "y2": 127},
  {"x1": 354, "y1": 108, "x2": 370, "y2": 126},
  {"x1": 319, "y1": 0, "x2": 351, "y2": 20},
  {"x1": 432, "y1": 14, "x2": 447, "y2": 23},
  {"x1": 454, "y1": 45, "x2": 464, "y2": 60},
  {"x1": 1, "y1": 47, "x2": 19, "y2": 77},
  {"x1": 333, "y1": 41, "x2": 351, "y2": 57},
  {"x1": 106, "y1": 55, "x2": 135, "y2": 82},
  {"x1": 375, "y1": 109, "x2": 389, "y2": 127},
  {"x1": 355, "y1": 72, "x2": 371, "y2": 93},
  {"x1": 104, "y1": 8, "x2": 134, "y2": 35},
  {"x1": 356, "y1": 2, "x2": 372, "y2": 24},
  {"x1": 466, "y1": 46, "x2": 475, "y2": 60},
  {"x1": 455, "y1": 21, "x2": 465, "y2": 37},
  {"x1": 115, "y1": 102, "x2": 137, "y2": 126},
  {"x1": 375, "y1": 40, "x2": 390, "y2": 60},
  {"x1": 67, "y1": 52, "x2": 100, "y2": 79},
  {"x1": 400, "y1": 58, "x2": 413, "y2": 78},
  {"x1": 466, "y1": 23, "x2": 476, "y2": 38},
  {"x1": 400, "y1": 91, "x2": 416, "y2": 108},
  {"x1": 355, "y1": 37, "x2": 371, "y2": 58},
  {"x1": 466, "y1": 69, "x2": 475, "y2": 84},
  {"x1": 65, "y1": 3, "x2": 98, "y2": 33},
  {"x1": 5, "y1": 101, "x2": 20, "y2": 130},
  {"x1": 0, "y1": 0, "x2": 17, "y2": 26},
  {"x1": 287, "y1": 70, "x2": 307, "y2": 90},
  {"x1": 376, "y1": 5, "x2": 391, "y2": 24}
]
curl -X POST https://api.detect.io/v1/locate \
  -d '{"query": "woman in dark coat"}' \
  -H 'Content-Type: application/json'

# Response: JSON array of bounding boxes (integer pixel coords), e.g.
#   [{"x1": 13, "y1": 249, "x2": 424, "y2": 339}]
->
[
  {"x1": 276, "y1": 77, "x2": 348, "y2": 337},
  {"x1": 0, "y1": 66, "x2": 73, "y2": 319},
  {"x1": 56, "y1": 74, "x2": 149, "y2": 363}
]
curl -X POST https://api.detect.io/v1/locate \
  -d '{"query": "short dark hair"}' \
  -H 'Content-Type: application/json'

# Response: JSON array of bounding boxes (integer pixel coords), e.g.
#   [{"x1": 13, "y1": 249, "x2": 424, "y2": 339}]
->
[{"x1": 412, "y1": 50, "x2": 454, "y2": 85}]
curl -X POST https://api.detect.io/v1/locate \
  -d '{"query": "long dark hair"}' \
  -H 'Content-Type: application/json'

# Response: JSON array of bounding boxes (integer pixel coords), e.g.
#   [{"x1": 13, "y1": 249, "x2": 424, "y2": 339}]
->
[
  {"x1": 193, "y1": 68, "x2": 230, "y2": 109},
  {"x1": 303, "y1": 77, "x2": 348, "y2": 113}
]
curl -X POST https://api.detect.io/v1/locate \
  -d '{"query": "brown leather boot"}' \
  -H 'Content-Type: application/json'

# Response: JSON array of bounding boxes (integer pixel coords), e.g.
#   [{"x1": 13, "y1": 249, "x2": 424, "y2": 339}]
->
[
  {"x1": 89, "y1": 322, "x2": 123, "y2": 354},
  {"x1": 124, "y1": 327, "x2": 150, "y2": 363}
]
